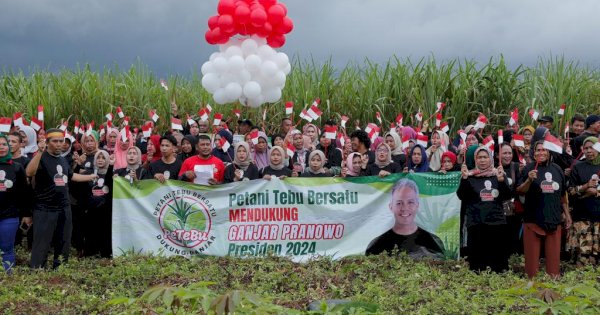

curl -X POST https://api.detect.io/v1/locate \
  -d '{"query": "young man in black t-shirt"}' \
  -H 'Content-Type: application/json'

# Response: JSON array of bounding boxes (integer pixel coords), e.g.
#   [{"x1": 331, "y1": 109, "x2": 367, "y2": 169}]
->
[{"x1": 145, "y1": 134, "x2": 182, "y2": 183}]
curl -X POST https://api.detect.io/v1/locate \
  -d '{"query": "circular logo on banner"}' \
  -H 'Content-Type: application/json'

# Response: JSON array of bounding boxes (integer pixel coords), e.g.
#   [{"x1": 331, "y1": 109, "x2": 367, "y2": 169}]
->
[{"x1": 156, "y1": 190, "x2": 215, "y2": 251}]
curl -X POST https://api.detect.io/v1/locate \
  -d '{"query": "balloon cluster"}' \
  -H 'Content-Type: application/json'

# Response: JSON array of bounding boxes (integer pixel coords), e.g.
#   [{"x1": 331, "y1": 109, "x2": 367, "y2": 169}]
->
[
  {"x1": 205, "y1": 0, "x2": 294, "y2": 48},
  {"x1": 201, "y1": 36, "x2": 291, "y2": 107}
]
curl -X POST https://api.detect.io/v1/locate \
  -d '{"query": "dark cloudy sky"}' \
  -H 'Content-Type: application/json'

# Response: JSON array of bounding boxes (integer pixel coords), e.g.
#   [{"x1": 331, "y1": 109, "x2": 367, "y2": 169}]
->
[{"x1": 2, "y1": 0, "x2": 600, "y2": 76}]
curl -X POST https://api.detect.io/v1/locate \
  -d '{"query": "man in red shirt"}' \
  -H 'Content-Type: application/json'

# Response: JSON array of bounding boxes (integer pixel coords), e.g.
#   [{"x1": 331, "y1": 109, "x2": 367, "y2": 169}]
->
[{"x1": 179, "y1": 135, "x2": 224, "y2": 184}]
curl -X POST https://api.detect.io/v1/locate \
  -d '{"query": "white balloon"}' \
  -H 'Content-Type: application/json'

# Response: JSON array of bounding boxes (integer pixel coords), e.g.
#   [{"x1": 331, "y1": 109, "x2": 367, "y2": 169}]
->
[
  {"x1": 273, "y1": 52, "x2": 290, "y2": 69},
  {"x1": 263, "y1": 88, "x2": 282, "y2": 103},
  {"x1": 228, "y1": 55, "x2": 245, "y2": 72},
  {"x1": 270, "y1": 71, "x2": 287, "y2": 87},
  {"x1": 238, "y1": 69, "x2": 252, "y2": 84},
  {"x1": 220, "y1": 73, "x2": 236, "y2": 87},
  {"x1": 243, "y1": 81, "x2": 262, "y2": 99},
  {"x1": 241, "y1": 38, "x2": 259, "y2": 56},
  {"x1": 257, "y1": 45, "x2": 276, "y2": 60},
  {"x1": 213, "y1": 88, "x2": 228, "y2": 104},
  {"x1": 245, "y1": 55, "x2": 262, "y2": 73},
  {"x1": 247, "y1": 95, "x2": 265, "y2": 108},
  {"x1": 212, "y1": 57, "x2": 229, "y2": 73},
  {"x1": 283, "y1": 63, "x2": 291, "y2": 75},
  {"x1": 225, "y1": 82, "x2": 243, "y2": 100},
  {"x1": 225, "y1": 45, "x2": 243, "y2": 59},
  {"x1": 251, "y1": 35, "x2": 267, "y2": 46},
  {"x1": 201, "y1": 73, "x2": 220, "y2": 94},
  {"x1": 209, "y1": 52, "x2": 219, "y2": 62},
  {"x1": 260, "y1": 61, "x2": 279, "y2": 78},
  {"x1": 201, "y1": 61, "x2": 215, "y2": 75}
]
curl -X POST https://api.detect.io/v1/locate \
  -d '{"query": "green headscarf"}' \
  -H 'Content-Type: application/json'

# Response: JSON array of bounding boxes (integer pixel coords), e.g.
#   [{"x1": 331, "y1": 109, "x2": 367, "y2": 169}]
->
[
  {"x1": 0, "y1": 134, "x2": 13, "y2": 163},
  {"x1": 465, "y1": 144, "x2": 478, "y2": 170},
  {"x1": 583, "y1": 137, "x2": 600, "y2": 165}
]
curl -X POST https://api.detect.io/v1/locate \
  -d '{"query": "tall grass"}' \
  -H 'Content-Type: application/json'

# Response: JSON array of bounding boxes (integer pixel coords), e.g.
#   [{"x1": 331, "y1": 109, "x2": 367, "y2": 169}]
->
[{"x1": 2, "y1": 56, "x2": 600, "y2": 134}]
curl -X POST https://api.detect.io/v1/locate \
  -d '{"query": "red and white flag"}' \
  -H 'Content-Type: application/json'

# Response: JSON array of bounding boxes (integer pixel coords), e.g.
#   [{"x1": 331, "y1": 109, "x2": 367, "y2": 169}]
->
[
  {"x1": 13, "y1": 112, "x2": 23, "y2": 127},
  {"x1": 249, "y1": 130, "x2": 259, "y2": 145},
  {"x1": 340, "y1": 115, "x2": 349, "y2": 128},
  {"x1": 186, "y1": 114, "x2": 196, "y2": 126},
  {"x1": 498, "y1": 130, "x2": 504, "y2": 145},
  {"x1": 436, "y1": 102, "x2": 446, "y2": 113},
  {"x1": 529, "y1": 109, "x2": 539, "y2": 121},
  {"x1": 30, "y1": 117, "x2": 43, "y2": 131},
  {"x1": 232, "y1": 109, "x2": 241, "y2": 119},
  {"x1": 286, "y1": 142, "x2": 296, "y2": 157},
  {"x1": 206, "y1": 104, "x2": 213, "y2": 113},
  {"x1": 123, "y1": 116, "x2": 130, "y2": 126},
  {"x1": 483, "y1": 135, "x2": 495, "y2": 153},
  {"x1": 564, "y1": 122, "x2": 570, "y2": 138},
  {"x1": 417, "y1": 134, "x2": 428, "y2": 147},
  {"x1": 213, "y1": 113, "x2": 223, "y2": 126},
  {"x1": 368, "y1": 128, "x2": 379, "y2": 143},
  {"x1": 311, "y1": 98, "x2": 320, "y2": 107},
  {"x1": 262, "y1": 108, "x2": 267, "y2": 122},
  {"x1": 74, "y1": 120, "x2": 81, "y2": 134},
  {"x1": 120, "y1": 126, "x2": 130, "y2": 142},
  {"x1": 402, "y1": 135, "x2": 410, "y2": 150},
  {"x1": 59, "y1": 121, "x2": 68, "y2": 132},
  {"x1": 364, "y1": 123, "x2": 378, "y2": 134},
  {"x1": 171, "y1": 118, "x2": 183, "y2": 130},
  {"x1": 517, "y1": 152, "x2": 526, "y2": 165},
  {"x1": 337, "y1": 133, "x2": 346, "y2": 147},
  {"x1": 0, "y1": 117, "x2": 11, "y2": 133},
  {"x1": 324, "y1": 126, "x2": 337, "y2": 139},
  {"x1": 299, "y1": 109, "x2": 313, "y2": 122},
  {"x1": 106, "y1": 120, "x2": 113, "y2": 129},
  {"x1": 474, "y1": 114, "x2": 487, "y2": 130},
  {"x1": 285, "y1": 101, "x2": 294, "y2": 115},
  {"x1": 396, "y1": 113, "x2": 403, "y2": 126},
  {"x1": 435, "y1": 113, "x2": 442, "y2": 127},
  {"x1": 65, "y1": 131, "x2": 75, "y2": 143},
  {"x1": 37, "y1": 105, "x2": 44, "y2": 121},
  {"x1": 86, "y1": 123, "x2": 93, "y2": 137},
  {"x1": 376, "y1": 112, "x2": 382, "y2": 125},
  {"x1": 219, "y1": 137, "x2": 230, "y2": 152},
  {"x1": 149, "y1": 110, "x2": 159, "y2": 123},
  {"x1": 513, "y1": 134, "x2": 525, "y2": 147},
  {"x1": 105, "y1": 112, "x2": 114, "y2": 121},
  {"x1": 160, "y1": 79, "x2": 168, "y2": 91},
  {"x1": 415, "y1": 111, "x2": 423, "y2": 122},
  {"x1": 198, "y1": 108, "x2": 209, "y2": 121},
  {"x1": 458, "y1": 129, "x2": 468, "y2": 142},
  {"x1": 307, "y1": 105, "x2": 322, "y2": 120},
  {"x1": 543, "y1": 133, "x2": 563, "y2": 153},
  {"x1": 557, "y1": 104, "x2": 566, "y2": 116},
  {"x1": 509, "y1": 108, "x2": 519, "y2": 126},
  {"x1": 116, "y1": 106, "x2": 125, "y2": 118},
  {"x1": 440, "y1": 122, "x2": 449, "y2": 133},
  {"x1": 142, "y1": 123, "x2": 152, "y2": 138}
]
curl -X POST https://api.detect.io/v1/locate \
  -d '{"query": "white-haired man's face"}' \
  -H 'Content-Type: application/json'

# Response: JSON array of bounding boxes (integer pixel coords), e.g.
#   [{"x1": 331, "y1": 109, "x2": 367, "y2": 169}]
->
[{"x1": 389, "y1": 186, "x2": 419, "y2": 227}]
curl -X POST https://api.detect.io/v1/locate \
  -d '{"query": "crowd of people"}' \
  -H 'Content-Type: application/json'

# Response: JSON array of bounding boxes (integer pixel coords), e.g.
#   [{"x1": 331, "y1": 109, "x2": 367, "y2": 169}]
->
[{"x1": 1, "y1": 104, "x2": 599, "y2": 280}]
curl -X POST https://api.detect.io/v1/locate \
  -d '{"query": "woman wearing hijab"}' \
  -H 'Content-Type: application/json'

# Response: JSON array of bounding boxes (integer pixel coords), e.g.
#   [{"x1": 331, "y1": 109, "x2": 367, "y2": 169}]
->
[
  {"x1": 260, "y1": 146, "x2": 292, "y2": 179},
  {"x1": 567, "y1": 137, "x2": 600, "y2": 266},
  {"x1": 114, "y1": 146, "x2": 147, "y2": 182},
  {"x1": 439, "y1": 151, "x2": 459, "y2": 174},
  {"x1": 177, "y1": 135, "x2": 197, "y2": 162},
  {"x1": 427, "y1": 131, "x2": 450, "y2": 172},
  {"x1": 112, "y1": 130, "x2": 133, "y2": 170},
  {"x1": 0, "y1": 134, "x2": 32, "y2": 273},
  {"x1": 83, "y1": 150, "x2": 113, "y2": 257},
  {"x1": 302, "y1": 123, "x2": 320, "y2": 149},
  {"x1": 341, "y1": 152, "x2": 362, "y2": 178},
  {"x1": 457, "y1": 146, "x2": 511, "y2": 272},
  {"x1": 498, "y1": 142, "x2": 523, "y2": 255},
  {"x1": 252, "y1": 132, "x2": 270, "y2": 170},
  {"x1": 385, "y1": 132, "x2": 405, "y2": 167},
  {"x1": 517, "y1": 141, "x2": 571, "y2": 279},
  {"x1": 362, "y1": 143, "x2": 401, "y2": 177},
  {"x1": 529, "y1": 127, "x2": 572, "y2": 170},
  {"x1": 405, "y1": 144, "x2": 429, "y2": 173},
  {"x1": 212, "y1": 129, "x2": 234, "y2": 164},
  {"x1": 224, "y1": 142, "x2": 259, "y2": 183},
  {"x1": 103, "y1": 129, "x2": 119, "y2": 155},
  {"x1": 20, "y1": 125, "x2": 38, "y2": 159},
  {"x1": 300, "y1": 150, "x2": 333, "y2": 177},
  {"x1": 142, "y1": 135, "x2": 161, "y2": 168}
]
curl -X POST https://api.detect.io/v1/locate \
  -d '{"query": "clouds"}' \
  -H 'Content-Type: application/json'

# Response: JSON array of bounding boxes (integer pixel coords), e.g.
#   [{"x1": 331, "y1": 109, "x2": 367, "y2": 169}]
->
[{"x1": 1, "y1": 0, "x2": 599, "y2": 75}]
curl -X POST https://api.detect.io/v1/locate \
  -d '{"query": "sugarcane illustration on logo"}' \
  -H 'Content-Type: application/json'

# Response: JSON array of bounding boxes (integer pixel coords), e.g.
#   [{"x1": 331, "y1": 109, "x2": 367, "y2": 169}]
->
[{"x1": 157, "y1": 192, "x2": 213, "y2": 249}]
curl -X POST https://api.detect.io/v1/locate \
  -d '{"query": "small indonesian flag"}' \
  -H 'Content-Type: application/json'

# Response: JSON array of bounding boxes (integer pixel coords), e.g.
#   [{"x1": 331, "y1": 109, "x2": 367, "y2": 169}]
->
[
  {"x1": 299, "y1": 109, "x2": 313, "y2": 122},
  {"x1": 262, "y1": 108, "x2": 267, "y2": 122},
  {"x1": 65, "y1": 131, "x2": 75, "y2": 143},
  {"x1": 198, "y1": 108, "x2": 209, "y2": 121},
  {"x1": 458, "y1": 129, "x2": 467, "y2": 142},
  {"x1": 105, "y1": 112, "x2": 114, "y2": 121},
  {"x1": 474, "y1": 114, "x2": 488, "y2": 130},
  {"x1": 133, "y1": 127, "x2": 139, "y2": 135},
  {"x1": 37, "y1": 105, "x2": 44, "y2": 121},
  {"x1": 324, "y1": 126, "x2": 337, "y2": 139},
  {"x1": 440, "y1": 122, "x2": 449, "y2": 133},
  {"x1": 417, "y1": 134, "x2": 428, "y2": 147},
  {"x1": 498, "y1": 129, "x2": 504, "y2": 145},
  {"x1": 311, "y1": 98, "x2": 320, "y2": 107},
  {"x1": 565, "y1": 122, "x2": 570, "y2": 137},
  {"x1": 99, "y1": 127, "x2": 105, "y2": 138},
  {"x1": 186, "y1": 114, "x2": 196, "y2": 126},
  {"x1": 558, "y1": 104, "x2": 566, "y2": 116},
  {"x1": 340, "y1": 115, "x2": 349, "y2": 128},
  {"x1": 123, "y1": 116, "x2": 130, "y2": 126},
  {"x1": 120, "y1": 126, "x2": 130, "y2": 142},
  {"x1": 513, "y1": 134, "x2": 525, "y2": 147},
  {"x1": 116, "y1": 106, "x2": 125, "y2": 118},
  {"x1": 219, "y1": 137, "x2": 230, "y2": 152},
  {"x1": 249, "y1": 130, "x2": 259, "y2": 145},
  {"x1": 509, "y1": 108, "x2": 519, "y2": 126},
  {"x1": 592, "y1": 142, "x2": 600, "y2": 153},
  {"x1": 21, "y1": 117, "x2": 29, "y2": 126},
  {"x1": 376, "y1": 112, "x2": 382, "y2": 125},
  {"x1": 543, "y1": 133, "x2": 563, "y2": 153},
  {"x1": 517, "y1": 153, "x2": 526, "y2": 165},
  {"x1": 206, "y1": 104, "x2": 213, "y2": 113},
  {"x1": 160, "y1": 79, "x2": 168, "y2": 91},
  {"x1": 368, "y1": 127, "x2": 379, "y2": 143},
  {"x1": 59, "y1": 121, "x2": 68, "y2": 132},
  {"x1": 213, "y1": 113, "x2": 223, "y2": 126},
  {"x1": 338, "y1": 133, "x2": 346, "y2": 147},
  {"x1": 415, "y1": 111, "x2": 423, "y2": 122},
  {"x1": 483, "y1": 135, "x2": 495, "y2": 153},
  {"x1": 89, "y1": 121, "x2": 95, "y2": 130},
  {"x1": 285, "y1": 101, "x2": 294, "y2": 115},
  {"x1": 74, "y1": 120, "x2": 80, "y2": 134},
  {"x1": 436, "y1": 102, "x2": 446, "y2": 113},
  {"x1": 0, "y1": 117, "x2": 11, "y2": 133},
  {"x1": 365, "y1": 123, "x2": 378, "y2": 134},
  {"x1": 13, "y1": 112, "x2": 23, "y2": 127},
  {"x1": 149, "y1": 110, "x2": 159, "y2": 123},
  {"x1": 171, "y1": 117, "x2": 183, "y2": 130},
  {"x1": 435, "y1": 113, "x2": 442, "y2": 127},
  {"x1": 307, "y1": 105, "x2": 322, "y2": 120},
  {"x1": 396, "y1": 113, "x2": 403, "y2": 126},
  {"x1": 529, "y1": 109, "x2": 539, "y2": 121},
  {"x1": 106, "y1": 120, "x2": 113, "y2": 128},
  {"x1": 30, "y1": 117, "x2": 43, "y2": 131},
  {"x1": 142, "y1": 123, "x2": 152, "y2": 138},
  {"x1": 286, "y1": 142, "x2": 296, "y2": 157},
  {"x1": 402, "y1": 135, "x2": 410, "y2": 150},
  {"x1": 86, "y1": 123, "x2": 93, "y2": 137},
  {"x1": 232, "y1": 109, "x2": 241, "y2": 119}
]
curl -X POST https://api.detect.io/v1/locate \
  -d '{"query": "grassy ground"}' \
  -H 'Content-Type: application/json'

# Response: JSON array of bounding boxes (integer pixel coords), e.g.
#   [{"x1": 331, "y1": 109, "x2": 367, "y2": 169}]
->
[{"x1": 1, "y1": 247, "x2": 599, "y2": 314}]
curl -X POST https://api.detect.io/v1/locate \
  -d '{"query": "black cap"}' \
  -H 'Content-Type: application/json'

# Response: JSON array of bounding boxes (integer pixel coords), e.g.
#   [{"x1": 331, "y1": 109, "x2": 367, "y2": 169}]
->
[
  {"x1": 537, "y1": 116, "x2": 554, "y2": 123},
  {"x1": 585, "y1": 115, "x2": 600, "y2": 129},
  {"x1": 238, "y1": 119, "x2": 253, "y2": 127}
]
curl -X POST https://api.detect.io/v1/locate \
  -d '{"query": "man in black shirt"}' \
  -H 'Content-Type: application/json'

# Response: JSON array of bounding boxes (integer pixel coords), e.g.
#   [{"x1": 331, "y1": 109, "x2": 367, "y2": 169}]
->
[
  {"x1": 145, "y1": 134, "x2": 182, "y2": 183},
  {"x1": 26, "y1": 129, "x2": 98, "y2": 269},
  {"x1": 8, "y1": 132, "x2": 30, "y2": 167},
  {"x1": 572, "y1": 115, "x2": 600, "y2": 159},
  {"x1": 366, "y1": 179, "x2": 444, "y2": 259},
  {"x1": 350, "y1": 130, "x2": 375, "y2": 165}
]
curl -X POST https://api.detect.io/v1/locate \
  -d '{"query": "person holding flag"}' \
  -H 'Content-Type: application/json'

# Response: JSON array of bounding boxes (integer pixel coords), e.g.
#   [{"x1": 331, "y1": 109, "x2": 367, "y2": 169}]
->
[
  {"x1": 212, "y1": 129, "x2": 234, "y2": 164},
  {"x1": 426, "y1": 130, "x2": 451, "y2": 172},
  {"x1": 144, "y1": 134, "x2": 182, "y2": 183}
]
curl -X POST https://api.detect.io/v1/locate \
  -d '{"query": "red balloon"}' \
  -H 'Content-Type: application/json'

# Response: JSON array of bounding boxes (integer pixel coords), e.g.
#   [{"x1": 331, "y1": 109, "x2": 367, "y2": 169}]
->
[
  {"x1": 208, "y1": 15, "x2": 219, "y2": 30},
  {"x1": 276, "y1": 16, "x2": 293, "y2": 34},
  {"x1": 259, "y1": 0, "x2": 277, "y2": 8},
  {"x1": 218, "y1": 14, "x2": 235, "y2": 33},
  {"x1": 267, "y1": 4, "x2": 285, "y2": 25},
  {"x1": 267, "y1": 34, "x2": 286, "y2": 48},
  {"x1": 205, "y1": 29, "x2": 217, "y2": 45},
  {"x1": 234, "y1": 4, "x2": 251, "y2": 23},
  {"x1": 217, "y1": 0, "x2": 236, "y2": 15},
  {"x1": 250, "y1": 3, "x2": 264, "y2": 11},
  {"x1": 256, "y1": 22, "x2": 273, "y2": 37},
  {"x1": 250, "y1": 8, "x2": 267, "y2": 27},
  {"x1": 237, "y1": 23, "x2": 249, "y2": 36},
  {"x1": 279, "y1": 3, "x2": 288, "y2": 15}
]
